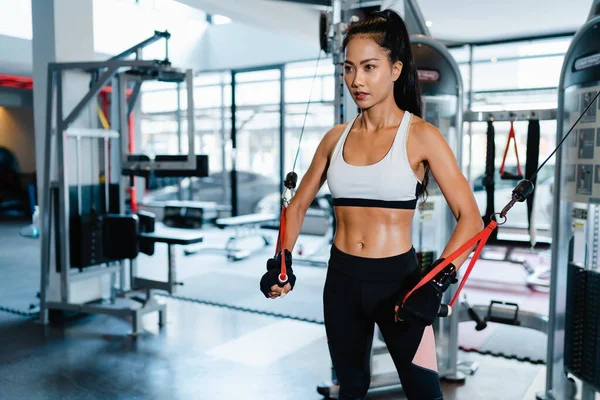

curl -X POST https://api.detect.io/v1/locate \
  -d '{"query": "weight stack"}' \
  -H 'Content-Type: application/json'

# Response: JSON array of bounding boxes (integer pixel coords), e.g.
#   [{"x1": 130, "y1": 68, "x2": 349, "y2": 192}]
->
[
  {"x1": 565, "y1": 263, "x2": 600, "y2": 392},
  {"x1": 416, "y1": 251, "x2": 436, "y2": 270},
  {"x1": 69, "y1": 214, "x2": 106, "y2": 270}
]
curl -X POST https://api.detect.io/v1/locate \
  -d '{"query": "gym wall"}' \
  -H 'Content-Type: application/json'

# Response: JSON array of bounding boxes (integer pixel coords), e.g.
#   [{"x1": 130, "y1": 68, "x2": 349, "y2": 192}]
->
[{"x1": 0, "y1": 105, "x2": 35, "y2": 174}]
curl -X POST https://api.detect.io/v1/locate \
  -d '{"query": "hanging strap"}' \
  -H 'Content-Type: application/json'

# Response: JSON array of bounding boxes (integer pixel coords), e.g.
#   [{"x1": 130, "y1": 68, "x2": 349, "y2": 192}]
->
[
  {"x1": 525, "y1": 118, "x2": 540, "y2": 231},
  {"x1": 500, "y1": 121, "x2": 524, "y2": 180},
  {"x1": 275, "y1": 204, "x2": 288, "y2": 283},
  {"x1": 402, "y1": 221, "x2": 498, "y2": 308},
  {"x1": 483, "y1": 120, "x2": 497, "y2": 241}
]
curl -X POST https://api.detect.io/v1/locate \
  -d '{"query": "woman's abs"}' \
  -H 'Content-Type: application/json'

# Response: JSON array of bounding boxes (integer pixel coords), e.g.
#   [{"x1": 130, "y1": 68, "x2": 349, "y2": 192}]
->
[{"x1": 333, "y1": 207, "x2": 415, "y2": 258}]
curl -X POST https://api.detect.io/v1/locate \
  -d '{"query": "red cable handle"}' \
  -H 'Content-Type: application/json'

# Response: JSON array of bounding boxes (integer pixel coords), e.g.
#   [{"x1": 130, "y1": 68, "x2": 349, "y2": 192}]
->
[
  {"x1": 500, "y1": 121, "x2": 524, "y2": 178},
  {"x1": 402, "y1": 220, "x2": 498, "y2": 308},
  {"x1": 275, "y1": 205, "x2": 288, "y2": 283}
]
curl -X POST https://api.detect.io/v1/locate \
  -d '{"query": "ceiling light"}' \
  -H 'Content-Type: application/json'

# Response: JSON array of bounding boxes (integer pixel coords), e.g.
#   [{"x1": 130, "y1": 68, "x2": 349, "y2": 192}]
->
[
  {"x1": 425, "y1": 20, "x2": 433, "y2": 27},
  {"x1": 212, "y1": 14, "x2": 232, "y2": 25}
]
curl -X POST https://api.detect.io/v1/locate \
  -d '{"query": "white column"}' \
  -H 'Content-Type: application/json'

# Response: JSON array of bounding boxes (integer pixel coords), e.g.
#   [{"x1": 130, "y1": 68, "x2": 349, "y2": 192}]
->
[
  {"x1": 32, "y1": 0, "x2": 102, "y2": 303},
  {"x1": 32, "y1": 0, "x2": 95, "y2": 202}
]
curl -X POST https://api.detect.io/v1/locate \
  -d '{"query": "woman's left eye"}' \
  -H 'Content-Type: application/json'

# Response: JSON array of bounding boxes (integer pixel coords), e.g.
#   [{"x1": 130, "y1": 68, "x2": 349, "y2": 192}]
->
[{"x1": 365, "y1": 64, "x2": 375, "y2": 70}]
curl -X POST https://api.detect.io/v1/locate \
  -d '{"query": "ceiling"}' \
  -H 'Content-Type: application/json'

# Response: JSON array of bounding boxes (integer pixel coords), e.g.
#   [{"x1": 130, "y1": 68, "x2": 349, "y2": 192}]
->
[
  {"x1": 416, "y1": 0, "x2": 592, "y2": 43},
  {"x1": 270, "y1": 0, "x2": 594, "y2": 43}
]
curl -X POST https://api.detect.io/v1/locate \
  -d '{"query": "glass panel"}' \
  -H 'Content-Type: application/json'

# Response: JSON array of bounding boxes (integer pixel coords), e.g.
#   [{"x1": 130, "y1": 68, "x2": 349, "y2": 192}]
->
[
  {"x1": 235, "y1": 81, "x2": 281, "y2": 106},
  {"x1": 472, "y1": 57, "x2": 563, "y2": 92},
  {"x1": 140, "y1": 71, "x2": 232, "y2": 205},
  {"x1": 194, "y1": 85, "x2": 222, "y2": 108},
  {"x1": 141, "y1": 89, "x2": 179, "y2": 113},
  {"x1": 195, "y1": 72, "x2": 230, "y2": 86},
  {"x1": 472, "y1": 38, "x2": 571, "y2": 62},
  {"x1": 282, "y1": 59, "x2": 335, "y2": 213},
  {"x1": 141, "y1": 81, "x2": 178, "y2": 91},
  {"x1": 471, "y1": 88, "x2": 558, "y2": 112},
  {"x1": 457, "y1": 37, "x2": 571, "y2": 112},
  {"x1": 284, "y1": 102, "x2": 334, "y2": 175},
  {"x1": 285, "y1": 59, "x2": 335, "y2": 78},
  {"x1": 448, "y1": 45, "x2": 471, "y2": 64},
  {"x1": 235, "y1": 69, "x2": 281, "y2": 83},
  {"x1": 458, "y1": 64, "x2": 470, "y2": 94},
  {"x1": 233, "y1": 69, "x2": 281, "y2": 216}
]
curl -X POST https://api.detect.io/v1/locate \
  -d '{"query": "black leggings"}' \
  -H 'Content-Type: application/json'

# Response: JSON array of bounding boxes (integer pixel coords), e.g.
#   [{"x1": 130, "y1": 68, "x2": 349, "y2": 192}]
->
[{"x1": 323, "y1": 245, "x2": 443, "y2": 400}]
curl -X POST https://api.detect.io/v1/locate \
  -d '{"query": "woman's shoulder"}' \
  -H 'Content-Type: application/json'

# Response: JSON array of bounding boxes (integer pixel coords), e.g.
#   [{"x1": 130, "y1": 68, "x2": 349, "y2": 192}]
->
[
  {"x1": 318, "y1": 123, "x2": 348, "y2": 155},
  {"x1": 408, "y1": 114, "x2": 443, "y2": 144},
  {"x1": 325, "y1": 123, "x2": 348, "y2": 140}
]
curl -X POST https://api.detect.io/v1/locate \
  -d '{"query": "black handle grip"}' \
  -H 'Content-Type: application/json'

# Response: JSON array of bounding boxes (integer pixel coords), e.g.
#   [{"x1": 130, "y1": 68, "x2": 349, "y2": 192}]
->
[
  {"x1": 468, "y1": 307, "x2": 487, "y2": 331},
  {"x1": 512, "y1": 179, "x2": 535, "y2": 202},
  {"x1": 463, "y1": 297, "x2": 487, "y2": 330},
  {"x1": 277, "y1": 273, "x2": 288, "y2": 287},
  {"x1": 438, "y1": 304, "x2": 451, "y2": 317},
  {"x1": 284, "y1": 172, "x2": 298, "y2": 190}
]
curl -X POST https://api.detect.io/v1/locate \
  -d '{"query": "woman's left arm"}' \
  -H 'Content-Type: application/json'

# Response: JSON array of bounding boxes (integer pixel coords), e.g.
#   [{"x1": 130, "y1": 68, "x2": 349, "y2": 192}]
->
[{"x1": 418, "y1": 123, "x2": 484, "y2": 270}]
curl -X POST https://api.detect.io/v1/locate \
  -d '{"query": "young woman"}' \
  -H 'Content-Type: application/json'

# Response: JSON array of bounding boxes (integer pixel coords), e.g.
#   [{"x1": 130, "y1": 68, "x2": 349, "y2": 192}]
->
[{"x1": 260, "y1": 9, "x2": 482, "y2": 400}]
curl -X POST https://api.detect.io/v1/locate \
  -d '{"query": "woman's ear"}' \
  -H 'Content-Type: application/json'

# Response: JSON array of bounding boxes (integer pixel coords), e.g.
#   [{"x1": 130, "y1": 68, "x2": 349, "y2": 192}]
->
[{"x1": 392, "y1": 61, "x2": 403, "y2": 82}]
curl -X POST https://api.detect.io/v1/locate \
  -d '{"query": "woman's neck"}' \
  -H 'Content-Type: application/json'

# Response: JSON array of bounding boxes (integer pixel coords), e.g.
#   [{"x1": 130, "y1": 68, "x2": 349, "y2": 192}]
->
[{"x1": 359, "y1": 98, "x2": 404, "y2": 133}]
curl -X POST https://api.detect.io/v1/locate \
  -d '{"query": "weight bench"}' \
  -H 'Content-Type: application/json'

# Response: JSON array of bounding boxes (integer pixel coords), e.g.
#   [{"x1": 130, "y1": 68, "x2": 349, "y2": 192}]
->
[
  {"x1": 184, "y1": 213, "x2": 278, "y2": 261},
  {"x1": 111, "y1": 226, "x2": 204, "y2": 335},
  {"x1": 135, "y1": 226, "x2": 205, "y2": 294}
]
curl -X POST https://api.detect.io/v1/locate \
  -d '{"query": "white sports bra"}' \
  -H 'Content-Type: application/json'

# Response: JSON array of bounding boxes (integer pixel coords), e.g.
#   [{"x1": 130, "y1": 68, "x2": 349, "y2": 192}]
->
[{"x1": 326, "y1": 111, "x2": 422, "y2": 209}]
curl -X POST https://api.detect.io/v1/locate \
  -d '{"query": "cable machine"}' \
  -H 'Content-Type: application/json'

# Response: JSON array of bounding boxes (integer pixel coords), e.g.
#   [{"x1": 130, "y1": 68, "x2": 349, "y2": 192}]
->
[
  {"x1": 39, "y1": 32, "x2": 208, "y2": 334},
  {"x1": 317, "y1": 0, "x2": 465, "y2": 395}
]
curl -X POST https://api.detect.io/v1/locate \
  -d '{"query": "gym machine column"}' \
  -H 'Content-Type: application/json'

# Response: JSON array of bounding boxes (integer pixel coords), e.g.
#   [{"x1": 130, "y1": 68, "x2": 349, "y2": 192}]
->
[
  {"x1": 409, "y1": 32, "x2": 464, "y2": 382},
  {"x1": 317, "y1": 0, "x2": 465, "y2": 396},
  {"x1": 542, "y1": 1, "x2": 600, "y2": 398}
]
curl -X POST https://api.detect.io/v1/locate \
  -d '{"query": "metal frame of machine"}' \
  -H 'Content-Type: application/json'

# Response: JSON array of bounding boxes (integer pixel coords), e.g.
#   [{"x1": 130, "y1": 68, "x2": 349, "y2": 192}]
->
[
  {"x1": 463, "y1": 109, "x2": 557, "y2": 123},
  {"x1": 404, "y1": 32, "x2": 467, "y2": 383},
  {"x1": 38, "y1": 33, "x2": 205, "y2": 335}
]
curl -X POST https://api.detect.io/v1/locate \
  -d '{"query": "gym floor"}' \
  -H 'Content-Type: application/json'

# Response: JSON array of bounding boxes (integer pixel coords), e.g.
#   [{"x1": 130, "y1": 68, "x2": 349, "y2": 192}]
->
[
  {"x1": 0, "y1": 221, "x2": 588, "y2": 400},
  {"x1": 0, "y1": 299, "x2": 546, "y2": 400}
]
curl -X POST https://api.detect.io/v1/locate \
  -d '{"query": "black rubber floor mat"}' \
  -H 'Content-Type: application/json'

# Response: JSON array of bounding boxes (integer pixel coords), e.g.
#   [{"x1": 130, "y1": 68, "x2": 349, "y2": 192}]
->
[
  {"x1": 164, "y1": 271, "x2": 326, "y2": 324},
  {"x1": 462, "y1": 324, "x2": 547, "y2": 364}
]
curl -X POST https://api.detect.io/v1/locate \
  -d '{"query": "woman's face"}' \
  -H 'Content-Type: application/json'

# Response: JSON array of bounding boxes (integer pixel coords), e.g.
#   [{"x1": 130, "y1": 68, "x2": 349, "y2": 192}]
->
[{"x1": 344, "y1": 36, "x2": 402, "y2": 109}]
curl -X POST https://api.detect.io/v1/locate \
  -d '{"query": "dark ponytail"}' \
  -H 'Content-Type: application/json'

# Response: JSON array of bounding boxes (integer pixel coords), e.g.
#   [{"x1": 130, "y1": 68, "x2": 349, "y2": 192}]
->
[
  {"x1": 342, "y1": 9, "x2": 429, "y2": 198},
  {"x1": 342, "y1": 9, "x2": 422, "y2": 117}
]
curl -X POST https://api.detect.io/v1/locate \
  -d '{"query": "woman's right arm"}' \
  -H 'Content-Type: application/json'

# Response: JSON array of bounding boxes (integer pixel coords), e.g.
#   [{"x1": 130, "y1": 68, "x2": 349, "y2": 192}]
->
[{"x1": 282, "y1": 125, "x2": 345, "y2": 251}]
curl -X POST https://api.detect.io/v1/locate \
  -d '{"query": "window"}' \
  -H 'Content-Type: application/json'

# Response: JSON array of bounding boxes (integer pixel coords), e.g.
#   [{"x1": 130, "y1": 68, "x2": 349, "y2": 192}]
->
[
  {"x1": 0, "y1": 0, "x2": 31, "y2": 39},
  {"x1": 457, "y1": 37, "x2": 571, "y2": 234},
  {"x1": 454, "y1": 37, "x2": 572, "y2": 111}
]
